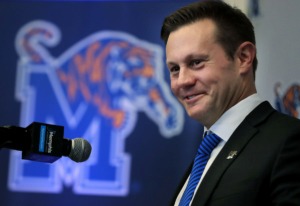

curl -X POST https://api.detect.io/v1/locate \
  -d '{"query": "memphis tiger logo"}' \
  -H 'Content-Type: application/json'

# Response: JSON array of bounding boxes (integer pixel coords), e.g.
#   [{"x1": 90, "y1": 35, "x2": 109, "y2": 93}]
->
[
  {"x1": 274, "y1": 82, "x2": 300, "y2": 118},
  {"x1": 9, "y1": 20, "x2": 184, "y2": 196}
]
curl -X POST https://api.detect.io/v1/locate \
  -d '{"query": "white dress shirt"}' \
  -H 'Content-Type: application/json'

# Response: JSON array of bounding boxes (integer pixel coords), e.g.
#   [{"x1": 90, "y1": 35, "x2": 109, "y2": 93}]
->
[{"x1": 175, "y1": 93, "x2": 263, "y2": 206}]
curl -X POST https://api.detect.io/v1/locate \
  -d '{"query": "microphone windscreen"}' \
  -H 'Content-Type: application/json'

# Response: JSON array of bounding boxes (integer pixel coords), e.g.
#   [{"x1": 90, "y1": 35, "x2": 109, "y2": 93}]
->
[{"x1": 69, "y1": 138, "x2": 92, "y2": 162}]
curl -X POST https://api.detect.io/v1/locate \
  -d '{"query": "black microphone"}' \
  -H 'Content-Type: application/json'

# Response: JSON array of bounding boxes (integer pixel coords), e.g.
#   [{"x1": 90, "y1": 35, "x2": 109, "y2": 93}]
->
[{"x1": 0, "y1": 122, "x2": 92, "y2": 163}]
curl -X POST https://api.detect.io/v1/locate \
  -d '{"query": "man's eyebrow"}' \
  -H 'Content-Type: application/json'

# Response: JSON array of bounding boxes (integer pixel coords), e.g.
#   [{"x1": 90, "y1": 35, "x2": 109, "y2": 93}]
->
[
  {"x1": 166, "y1": 61, "x2": 177, "y2": 67},
  {"x1": 166, "y1": 54, "x2": 209, "y2": 66},
  {"x1": 186, "y1": 54, "x2": 209, "y2": 60}
]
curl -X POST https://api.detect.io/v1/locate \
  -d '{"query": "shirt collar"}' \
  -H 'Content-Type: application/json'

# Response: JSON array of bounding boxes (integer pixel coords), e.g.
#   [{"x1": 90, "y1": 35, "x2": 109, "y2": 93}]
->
[{"x1": 205, "y1": 93, "x2": 263, "y2": 142}]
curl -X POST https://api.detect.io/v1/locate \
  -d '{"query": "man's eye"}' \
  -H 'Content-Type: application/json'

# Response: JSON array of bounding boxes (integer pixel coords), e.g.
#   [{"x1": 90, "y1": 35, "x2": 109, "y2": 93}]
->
[
  {"x1": 169, "y1": 66, "x2": 180, "y2": 73},
  {"x1": 190, "y1": 59, "x2": 202, "y2": 66}
]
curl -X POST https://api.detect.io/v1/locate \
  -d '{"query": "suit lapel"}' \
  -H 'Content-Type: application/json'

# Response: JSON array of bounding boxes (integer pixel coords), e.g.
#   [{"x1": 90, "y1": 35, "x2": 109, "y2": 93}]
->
[{"x1": 191, "y1": 101, "x2": 275, "y2": 206}]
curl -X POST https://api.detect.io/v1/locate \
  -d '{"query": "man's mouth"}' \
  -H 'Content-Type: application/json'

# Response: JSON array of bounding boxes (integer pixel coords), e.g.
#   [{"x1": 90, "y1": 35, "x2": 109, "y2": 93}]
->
[{"x1": 186, "y1": 95, "x2": 197, "y2": 100}]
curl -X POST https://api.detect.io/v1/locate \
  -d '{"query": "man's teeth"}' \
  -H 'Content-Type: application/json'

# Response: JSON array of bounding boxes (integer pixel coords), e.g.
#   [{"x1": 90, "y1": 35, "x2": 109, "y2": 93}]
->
[{"x1": 187, "y1": 95, "x2": 196, "y2": 100}]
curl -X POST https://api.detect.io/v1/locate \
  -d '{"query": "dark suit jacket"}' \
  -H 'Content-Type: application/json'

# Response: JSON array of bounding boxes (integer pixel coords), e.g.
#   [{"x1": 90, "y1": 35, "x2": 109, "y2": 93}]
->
[{"x1": 175, "y1": 101, "x2": 300, "y2": 206}]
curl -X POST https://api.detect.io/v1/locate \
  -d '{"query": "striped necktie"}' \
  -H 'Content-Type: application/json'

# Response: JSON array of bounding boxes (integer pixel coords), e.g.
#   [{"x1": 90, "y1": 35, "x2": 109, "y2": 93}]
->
[{"x1": 179, "y1": 132, "x2": 222, "y2": 206}]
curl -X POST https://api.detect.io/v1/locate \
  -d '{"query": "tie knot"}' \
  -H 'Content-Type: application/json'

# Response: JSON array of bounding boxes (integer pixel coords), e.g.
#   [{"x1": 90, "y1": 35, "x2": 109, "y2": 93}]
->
[{"x1": 198, "y1": 132, "x2": 222, "y2": 155}]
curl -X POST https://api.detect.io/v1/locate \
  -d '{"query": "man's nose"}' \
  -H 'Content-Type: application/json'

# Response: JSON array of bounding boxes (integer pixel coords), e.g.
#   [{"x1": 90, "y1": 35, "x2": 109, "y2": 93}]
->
[{"x1": 177, "y1": 68, "x2": 195, "y2": 87}]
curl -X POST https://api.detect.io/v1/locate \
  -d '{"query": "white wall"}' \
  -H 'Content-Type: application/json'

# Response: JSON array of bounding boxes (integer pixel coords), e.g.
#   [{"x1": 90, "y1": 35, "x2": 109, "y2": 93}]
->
[{"x1": 253, "y1": 0, "x2": 300, "y2": 105}]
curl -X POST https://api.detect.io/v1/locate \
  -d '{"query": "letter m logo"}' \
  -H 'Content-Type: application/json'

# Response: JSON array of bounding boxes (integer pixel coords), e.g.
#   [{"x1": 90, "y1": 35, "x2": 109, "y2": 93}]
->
[{"x1": 9, "y1": 21, "x2": 184, "y2": 196}]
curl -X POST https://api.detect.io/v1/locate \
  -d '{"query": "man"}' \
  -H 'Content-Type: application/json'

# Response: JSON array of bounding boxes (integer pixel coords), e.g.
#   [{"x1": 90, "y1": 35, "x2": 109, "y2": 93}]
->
[{"x1": 161, "y1": 1, "x2": 300, "y2": 205}]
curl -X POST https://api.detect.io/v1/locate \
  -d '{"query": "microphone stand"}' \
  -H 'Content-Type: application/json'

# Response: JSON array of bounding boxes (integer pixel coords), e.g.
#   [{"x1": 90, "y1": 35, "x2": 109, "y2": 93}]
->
[
  {"x1": 0, "y1": 126, "x2": 26, "y2": 151},
  {"x1": 0, "y1": 127, "x2": 10, "y2": 149}
]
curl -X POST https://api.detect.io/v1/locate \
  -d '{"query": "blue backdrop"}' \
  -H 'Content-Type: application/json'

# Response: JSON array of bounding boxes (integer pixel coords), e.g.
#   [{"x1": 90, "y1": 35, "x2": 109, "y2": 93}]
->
[{"x1": 0, "y1": 1, "x2": 203, "y2": 206}]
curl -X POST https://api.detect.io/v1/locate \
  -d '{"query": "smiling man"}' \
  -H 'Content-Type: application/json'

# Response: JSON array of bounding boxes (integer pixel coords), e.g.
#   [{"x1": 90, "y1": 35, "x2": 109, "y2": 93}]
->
[{"x1": 161, "y1": 1, "x2": 300, "y2": 206}]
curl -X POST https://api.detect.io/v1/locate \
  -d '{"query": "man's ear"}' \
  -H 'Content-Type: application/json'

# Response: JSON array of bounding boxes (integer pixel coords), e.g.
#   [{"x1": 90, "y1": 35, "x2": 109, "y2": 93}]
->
[{"x1": 236, "y1": 41, "x2": 256, "y2": 75}]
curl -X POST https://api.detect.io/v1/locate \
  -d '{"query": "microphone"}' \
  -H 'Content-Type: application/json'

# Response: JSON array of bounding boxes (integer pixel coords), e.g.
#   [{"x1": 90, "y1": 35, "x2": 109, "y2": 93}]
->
[{"x1": 0, "y1": 122, "x2": 92, "y2": 163}]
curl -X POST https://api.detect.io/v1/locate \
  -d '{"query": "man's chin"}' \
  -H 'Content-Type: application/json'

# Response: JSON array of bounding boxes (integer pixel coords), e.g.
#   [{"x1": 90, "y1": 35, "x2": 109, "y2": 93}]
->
[{"x1": 186, "y1": 109, "x2": 206, "y2": 122}]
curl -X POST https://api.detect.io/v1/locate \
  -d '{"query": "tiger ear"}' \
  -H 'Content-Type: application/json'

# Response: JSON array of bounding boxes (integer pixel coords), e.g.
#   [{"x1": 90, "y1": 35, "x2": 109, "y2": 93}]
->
[{"x1": 236, "y1": 41, "x2": 256, "y2": 75}]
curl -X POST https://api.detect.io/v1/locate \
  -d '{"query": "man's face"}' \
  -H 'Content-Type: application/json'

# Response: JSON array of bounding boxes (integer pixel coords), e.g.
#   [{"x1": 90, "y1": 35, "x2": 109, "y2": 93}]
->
[{"x1": 166, "y1": 19, "x2": 243, "y2": 128}]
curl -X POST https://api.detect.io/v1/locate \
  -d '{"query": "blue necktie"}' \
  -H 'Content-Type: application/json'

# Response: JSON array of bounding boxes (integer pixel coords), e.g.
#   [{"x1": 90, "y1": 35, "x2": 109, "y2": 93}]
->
[{"x1": 179, "y1": 132, "x2": 222, "y2": 206}]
